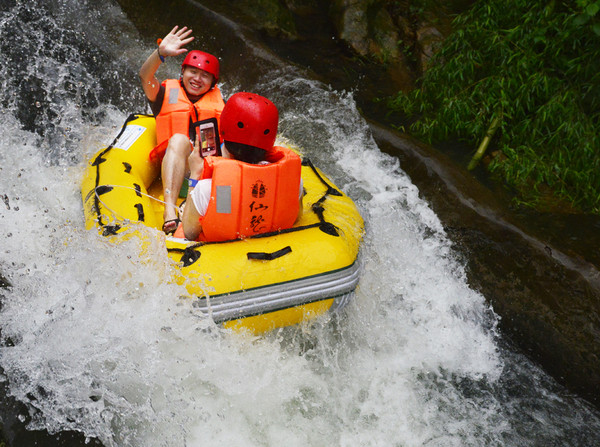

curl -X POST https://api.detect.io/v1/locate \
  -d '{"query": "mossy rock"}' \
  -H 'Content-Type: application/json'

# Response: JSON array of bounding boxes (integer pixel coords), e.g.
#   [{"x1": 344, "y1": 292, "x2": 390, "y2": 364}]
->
[{"x1": 234, "y1": 0, "x2": 298, "y2": 38}]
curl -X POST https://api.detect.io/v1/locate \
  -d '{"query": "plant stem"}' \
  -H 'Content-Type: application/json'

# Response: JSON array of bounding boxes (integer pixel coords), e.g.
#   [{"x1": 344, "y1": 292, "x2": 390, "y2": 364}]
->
[{"x1": 468, "y1": 113, "x2": 502, "y2": 171}]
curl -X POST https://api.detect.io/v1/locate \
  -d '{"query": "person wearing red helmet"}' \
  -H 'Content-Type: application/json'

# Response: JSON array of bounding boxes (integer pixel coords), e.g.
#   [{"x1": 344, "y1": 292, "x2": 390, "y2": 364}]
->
[
  {"x1": 139, "y1": 25, "x2": 225, "y2": 235},
  {"x1": 179, "y1": 92, "x2": 303, "y2": 242}
]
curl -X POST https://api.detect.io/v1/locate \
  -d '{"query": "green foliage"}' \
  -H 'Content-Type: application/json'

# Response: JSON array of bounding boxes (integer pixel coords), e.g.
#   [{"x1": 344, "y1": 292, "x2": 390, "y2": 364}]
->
[
  {"x1": 574, "y1": 0, "x2": 600, "y2": 35},
  {"x1": 388, "y1": 0, "x2": 600, "y2": 213}
]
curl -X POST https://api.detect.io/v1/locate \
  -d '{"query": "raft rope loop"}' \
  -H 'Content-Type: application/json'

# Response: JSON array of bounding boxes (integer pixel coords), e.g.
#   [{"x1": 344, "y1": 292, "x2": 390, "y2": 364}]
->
[
  {"x1": 91, "y1": 183, "x2": 175, "y2": 234},
  {"x1": 90, "y1": 113, "x2": 139, "y2": 231},
  {"x1": 93, "y1": 183, "x2": 178, "y2": 222}
]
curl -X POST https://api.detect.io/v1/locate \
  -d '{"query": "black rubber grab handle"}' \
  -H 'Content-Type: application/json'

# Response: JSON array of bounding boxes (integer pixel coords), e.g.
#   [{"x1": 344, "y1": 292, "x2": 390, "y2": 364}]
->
[{"x1": 247, "y1": 246, "x2": 292, "y2": 261}]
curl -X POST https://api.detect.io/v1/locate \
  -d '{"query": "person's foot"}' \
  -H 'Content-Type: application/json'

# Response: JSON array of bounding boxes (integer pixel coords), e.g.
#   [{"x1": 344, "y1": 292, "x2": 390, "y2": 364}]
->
[{"x1": 162, "y1": 218, "x2": 180, "y2": 235}]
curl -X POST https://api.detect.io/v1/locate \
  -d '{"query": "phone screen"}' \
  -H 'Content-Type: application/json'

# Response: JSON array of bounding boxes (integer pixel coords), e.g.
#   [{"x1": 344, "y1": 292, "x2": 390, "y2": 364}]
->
[{"x1": 199, "y1": 122, "x2": 218, "y2": 157}]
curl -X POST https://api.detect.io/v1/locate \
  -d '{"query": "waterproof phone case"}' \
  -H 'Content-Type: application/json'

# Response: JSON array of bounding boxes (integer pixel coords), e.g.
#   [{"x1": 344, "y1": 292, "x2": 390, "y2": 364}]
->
[{"x1": 192, "y1": 118, "x2": 221, "y2": 158}]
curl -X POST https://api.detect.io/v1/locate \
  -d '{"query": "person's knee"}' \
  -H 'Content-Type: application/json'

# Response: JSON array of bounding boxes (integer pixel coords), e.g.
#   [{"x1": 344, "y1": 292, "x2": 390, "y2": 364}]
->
[{"x1": 167, "y1": 133, "x2": 192, "y2": 157}]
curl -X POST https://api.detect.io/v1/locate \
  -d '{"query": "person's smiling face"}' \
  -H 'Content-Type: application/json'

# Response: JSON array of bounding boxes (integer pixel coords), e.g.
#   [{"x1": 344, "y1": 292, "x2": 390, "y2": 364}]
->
[{"x1": 181, "y1": 66, "x2": 214, "y2": 96}]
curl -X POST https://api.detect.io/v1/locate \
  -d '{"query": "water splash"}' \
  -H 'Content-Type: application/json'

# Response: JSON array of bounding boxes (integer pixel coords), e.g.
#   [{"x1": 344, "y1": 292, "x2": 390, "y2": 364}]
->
[
  {"x1": 0, "y1": 1, "x2": 599, "y2": 446},
  {"x1": 0, "y1": 0, "x2": 145, "y2": 165}
]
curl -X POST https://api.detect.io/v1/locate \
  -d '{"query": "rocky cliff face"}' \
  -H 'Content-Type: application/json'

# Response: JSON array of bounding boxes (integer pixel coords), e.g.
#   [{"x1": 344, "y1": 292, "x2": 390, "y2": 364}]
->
[{"x1": 212, "y1": 0, "x2": 464, "y2": 88}]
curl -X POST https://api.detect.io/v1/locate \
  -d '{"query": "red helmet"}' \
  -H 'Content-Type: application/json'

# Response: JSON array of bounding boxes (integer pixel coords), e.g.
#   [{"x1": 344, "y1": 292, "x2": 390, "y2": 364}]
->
[
  {"x1": 220, "y1": 92, "x2": 278, "y2": 151},
  {"x1": 181, "y1": 50, "x2": 219, "y2": 81}
]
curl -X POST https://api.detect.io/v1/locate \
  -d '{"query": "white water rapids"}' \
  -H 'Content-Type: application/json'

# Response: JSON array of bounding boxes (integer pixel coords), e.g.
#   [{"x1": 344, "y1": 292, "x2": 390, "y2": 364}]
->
[{"x1": 1, "y1": 1, "x2": 599, "y2": 446}]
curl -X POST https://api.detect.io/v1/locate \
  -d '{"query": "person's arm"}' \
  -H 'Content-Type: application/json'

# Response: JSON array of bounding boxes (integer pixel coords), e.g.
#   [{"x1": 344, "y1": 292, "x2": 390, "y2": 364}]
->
[{"x1": 139, "y1": 25, "x2": 194, "y2": 102}]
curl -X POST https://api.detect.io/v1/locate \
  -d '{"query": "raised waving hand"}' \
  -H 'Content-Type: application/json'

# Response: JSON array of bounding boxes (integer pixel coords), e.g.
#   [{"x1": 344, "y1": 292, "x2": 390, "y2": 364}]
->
[
  {"x1": 139, "y1": 25, "x2": 195, "y2": 102},
  {"x1": 158, "y1": 26, "x2": 194, "y2": 58}
]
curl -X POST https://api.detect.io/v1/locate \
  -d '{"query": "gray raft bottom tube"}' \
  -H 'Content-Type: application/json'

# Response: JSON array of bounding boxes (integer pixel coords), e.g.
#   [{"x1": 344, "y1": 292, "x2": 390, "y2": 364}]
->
[{"x1": 193, "y1": 261, "x2": 362, "y2": 323}]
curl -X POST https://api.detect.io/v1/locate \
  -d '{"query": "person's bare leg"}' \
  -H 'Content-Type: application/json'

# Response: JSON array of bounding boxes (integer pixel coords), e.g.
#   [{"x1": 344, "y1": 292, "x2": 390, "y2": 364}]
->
[
  {"x1": 182, "y1": 189, "x2": 202, "y2": 241},
  {"x1": 161, "y1": 133, "x2": 191, "y2": 232}
]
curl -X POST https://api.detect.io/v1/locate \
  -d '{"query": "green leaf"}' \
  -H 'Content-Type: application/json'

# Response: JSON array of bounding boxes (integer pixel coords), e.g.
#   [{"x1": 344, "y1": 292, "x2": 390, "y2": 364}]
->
[
  {"x1": 586, "y1": 2, "x2": 600, "y2": 16},
  {"x1": 573, "y1": 13, "x2": 590, "y2": 25}
]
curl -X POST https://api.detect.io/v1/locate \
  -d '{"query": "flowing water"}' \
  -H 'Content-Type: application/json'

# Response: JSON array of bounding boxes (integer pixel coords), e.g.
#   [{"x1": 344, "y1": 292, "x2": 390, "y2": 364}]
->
[{"x1": 1, "y1": 1, "x2": 599, "y2": 446}]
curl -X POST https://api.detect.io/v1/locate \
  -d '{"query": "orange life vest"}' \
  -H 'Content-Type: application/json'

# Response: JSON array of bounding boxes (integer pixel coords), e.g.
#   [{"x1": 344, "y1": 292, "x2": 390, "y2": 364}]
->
[
  {"x1": 150, "y1": 79, "x2": 224, "y2": 162},
  {"x1": 198, "y1": 146, "x2": 302, "y2": 242}
]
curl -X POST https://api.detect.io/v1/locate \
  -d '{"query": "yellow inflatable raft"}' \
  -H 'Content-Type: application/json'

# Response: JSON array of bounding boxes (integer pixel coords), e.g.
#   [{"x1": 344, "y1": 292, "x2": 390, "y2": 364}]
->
[{"x1": 81, "y1": 114, "x2": 364, "y2": 334}]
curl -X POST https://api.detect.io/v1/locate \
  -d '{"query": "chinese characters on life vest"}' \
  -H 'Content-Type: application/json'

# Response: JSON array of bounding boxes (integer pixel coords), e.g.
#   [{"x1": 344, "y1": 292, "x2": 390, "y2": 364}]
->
[{"x1": 249, "y1": 180, "x2": 268, "y2": 233}]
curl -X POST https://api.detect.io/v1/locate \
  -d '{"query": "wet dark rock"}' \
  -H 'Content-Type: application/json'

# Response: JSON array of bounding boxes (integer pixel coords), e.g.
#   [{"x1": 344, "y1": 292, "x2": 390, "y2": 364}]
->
[
  {"x1": 232, "y1": 0, "x2": 299, "y2": 39},
  {"x1": 329, "y1": 0, "x2": 457, "y2": 78},
  {"x1": 416, "y1": 24, "x2": 444, "y2": 71},
  {"x1": 195, "y1": 0, "x2": 453, "y2": 88},
  {"x1": 284, "y1": 0, "x2": 322, "y2": 16},
  {"x1": 330, "y1": 0, "x2": 399, "y2": 61}
]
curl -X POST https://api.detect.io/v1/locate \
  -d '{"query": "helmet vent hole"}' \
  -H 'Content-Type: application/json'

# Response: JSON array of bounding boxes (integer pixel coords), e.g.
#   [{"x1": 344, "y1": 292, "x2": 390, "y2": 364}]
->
[
  {"x1": 263, "y1": 129, "x2": 270, "y2": 135},
  {"x1": 237, "y1": 121, "x2": 244, "y2": 129}
]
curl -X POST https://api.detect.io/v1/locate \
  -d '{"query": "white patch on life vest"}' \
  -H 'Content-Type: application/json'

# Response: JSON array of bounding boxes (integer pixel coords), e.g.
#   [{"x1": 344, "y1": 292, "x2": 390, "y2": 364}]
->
[
  {"x1": 114, "y1": 125, "x2": 146, "y2": 151},
  {"x1": 168, "y1": 88, "x2": 179, "y2": 104},
  {"x1": 216, "y1": 185, "x2": 232, "y2": 214}
]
